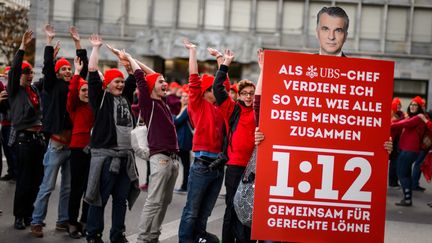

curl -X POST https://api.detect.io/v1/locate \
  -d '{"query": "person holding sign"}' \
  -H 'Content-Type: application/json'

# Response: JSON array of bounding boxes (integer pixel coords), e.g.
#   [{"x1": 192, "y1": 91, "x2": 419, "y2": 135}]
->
[{"x1": 212, "y1": 49, "x2": 256, "y2": 243}]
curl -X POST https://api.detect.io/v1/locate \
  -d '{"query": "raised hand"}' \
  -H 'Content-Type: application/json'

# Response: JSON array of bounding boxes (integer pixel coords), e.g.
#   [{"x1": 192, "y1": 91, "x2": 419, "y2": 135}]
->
[
  {"x1": 69, "y1": 26, "x2": 80, "y2": 42},
  {"x1": 20, "y1": 29, "x2": 33, "y2": 49},
  {"x1": 183, "y1": 39, "x2": 197, "y2": 50},
  {"x1": 89, "y1": 34, "x2": 103, "y2": 48},
  {"x1": 106, "y1": 44, "x2": 121, "y2": 57},
  {"x1": 207, "y1": 47, "x2": 222, "y2": 57},
  {"x1": 257, "y1": 48, "x2": 264, "y2": 69},
  {"x1": 74, "y1": 56, "x2": 83, "y2": 75},
  {"x1": 44, "y1": 24, "x2": 55, "y2": 44},
  {"x1": 223, "y1": 49, "x2": 234, "y2": 66},
  {"x1": 53, "y1": 40, "x2": 61, "y2": 59}
]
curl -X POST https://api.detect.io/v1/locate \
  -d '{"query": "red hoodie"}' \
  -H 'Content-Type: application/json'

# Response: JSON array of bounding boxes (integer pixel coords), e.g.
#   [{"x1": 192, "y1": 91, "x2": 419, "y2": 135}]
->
[
  {"x1": 67, "y1": 74, "x2": 94, "y2": 148},
  {"x1": 218, "y1": 97, "x2": 255, "y2": 167},
  {"x1": 188, "y1": 74, "x2": 225, "y2": 154}
]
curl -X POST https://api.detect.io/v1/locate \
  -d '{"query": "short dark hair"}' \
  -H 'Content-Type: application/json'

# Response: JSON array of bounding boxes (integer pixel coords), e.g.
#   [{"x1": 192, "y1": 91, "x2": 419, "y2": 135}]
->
[
  {"x1": 317, "y1": 6, "x2": 349, "y2": 32},
  {"x1": 238, "y1": 79, "x2": 255, "y2": 93}
]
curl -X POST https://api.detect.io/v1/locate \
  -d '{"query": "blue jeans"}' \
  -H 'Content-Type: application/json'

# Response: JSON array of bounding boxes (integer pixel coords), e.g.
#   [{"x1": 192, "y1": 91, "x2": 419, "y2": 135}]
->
[
  {"x1": 396, "y1": 150, "x2": 418, "y2": 201},
  {"x1": 178, "y1": 159, "x2": 224, "y2": 243},
  {"x1": 86, "y1": 156, "x2": 131, "y2": 242},
  {"x1": 412, "y1": 150, "x2": 427, "y2": 188},
  {"x1": 32, "y1": 140, "x2": 71, "y2": 225}
]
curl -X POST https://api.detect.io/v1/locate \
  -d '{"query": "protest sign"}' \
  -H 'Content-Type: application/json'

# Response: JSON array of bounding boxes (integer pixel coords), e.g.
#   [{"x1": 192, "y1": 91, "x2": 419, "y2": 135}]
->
[{"x1": 252, "y1": 51, "x2": 394, "y2": 243}]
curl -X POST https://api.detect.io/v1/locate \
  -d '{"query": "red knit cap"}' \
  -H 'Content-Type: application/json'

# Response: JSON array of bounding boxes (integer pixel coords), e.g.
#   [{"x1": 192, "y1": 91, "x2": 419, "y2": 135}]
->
[
  {"x1": 4, "y1": 66, "x2": 11, "y2": 74},
  {"x1": 55, "y1": 58, "x2": 71, "y2": 73},
  {"x1": 22, "y1": 61, "x2": 32, "y2": 71},
  {"x1": 103, "y1": 68, "x2": 124, "y2": 89},
  {"x1": 411, "y1": 96, "x2": 425, "y2": 107},
  {"x1": 391, "y1": 97, "x2": 401, "y2": 112},
  {"x1": 182, "y1": 84, "x2": 189, "y2": 93},
  {"x1": 201, "y1": 74, "x2": 215, "y2": 93},
  {"x1": 230, "y1": 84, "x2": 238, "y2": 93},
  {"x1": 78, "y1": 78, "x2": 88, "y2": 91},
  {"x1": 169, "y1": 81, "x2": 181, "y2": 90},
  {"x1": 145, "y1": 73, "x2": 161, "y2": 94}
]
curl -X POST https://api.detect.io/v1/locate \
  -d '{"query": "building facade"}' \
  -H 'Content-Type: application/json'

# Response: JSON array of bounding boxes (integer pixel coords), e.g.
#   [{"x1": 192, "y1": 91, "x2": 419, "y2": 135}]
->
[{"x1": 29, "y1": 0, "x2": 432, "y2": 109}]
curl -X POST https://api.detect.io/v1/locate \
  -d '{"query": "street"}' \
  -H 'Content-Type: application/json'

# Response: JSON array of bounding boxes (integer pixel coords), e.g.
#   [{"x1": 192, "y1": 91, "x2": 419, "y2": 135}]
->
[{"x1": 0, "y1": 158, "x2": 431, "y2": 243}]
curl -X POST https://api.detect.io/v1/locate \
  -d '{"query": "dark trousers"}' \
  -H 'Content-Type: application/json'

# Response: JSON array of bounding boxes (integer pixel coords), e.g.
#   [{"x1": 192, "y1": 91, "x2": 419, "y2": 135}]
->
[
  {"x1": 179, "y1": 150, "x2": 191, "y2": 190},
  {"x1": 389, "y1": 149, "x2": 400, "y2": 186},
  {"x1": 1, "y1": 125, "x2": 17, "y2": 177},
  {"x1": 223, "y1": 165, "x2": 254, "y2": 243},
  {"x1": 397, "y1": 150, "x2": 418, "y2": 202},
  {"x1": 13, "y1": 132, "x2": 45, "y2": 218},
  {"x1": 68, "y1": 148, "x2": 91, "y2": 225}
]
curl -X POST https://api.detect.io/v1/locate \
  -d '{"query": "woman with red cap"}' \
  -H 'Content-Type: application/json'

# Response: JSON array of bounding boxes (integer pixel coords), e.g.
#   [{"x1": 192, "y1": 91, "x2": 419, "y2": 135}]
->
[
  {"x1": 84, "y1": 34, "x2": 139, "y2": 243},
  {"x1": 66, "y1": 55, "x2": 93, "y2": 239},
  {"x1": 8, "y1": 30, "x2": 45, "y2": 231},
  {"x1": 389, "y1": 97, "x2": 404, "y2": 188},
  {"x1": 391, "y1": 96, "x2": 426, "y2": 206}
]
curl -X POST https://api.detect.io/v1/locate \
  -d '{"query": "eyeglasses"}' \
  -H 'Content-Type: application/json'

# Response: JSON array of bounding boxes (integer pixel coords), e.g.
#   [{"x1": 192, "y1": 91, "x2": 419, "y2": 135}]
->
[
  {"x1": 80, "y1": 88, "x2": 88, "y2": 92},
  {"x1": 410, "y1": 104, "x2": 419, "y2": 107},
  {"x1": 240, "y1": 92, "x2": 255, "y2": 97}
]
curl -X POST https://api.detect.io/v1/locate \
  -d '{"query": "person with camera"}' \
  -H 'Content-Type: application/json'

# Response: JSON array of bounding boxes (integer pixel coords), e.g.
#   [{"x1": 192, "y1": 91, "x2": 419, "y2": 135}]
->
[{"x1": 178, "y1": 39, "x2": 226, "y2": 243}]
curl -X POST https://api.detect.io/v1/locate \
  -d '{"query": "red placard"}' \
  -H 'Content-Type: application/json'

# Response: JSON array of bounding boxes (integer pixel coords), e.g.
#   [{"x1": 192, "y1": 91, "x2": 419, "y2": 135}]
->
[{"x1": 252, "y1": 51, "x2": 394, "y2": 243}]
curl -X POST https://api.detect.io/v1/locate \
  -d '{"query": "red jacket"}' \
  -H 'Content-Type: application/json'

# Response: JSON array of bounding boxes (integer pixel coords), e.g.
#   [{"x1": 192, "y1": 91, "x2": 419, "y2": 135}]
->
[
  {"x1": 188, "y1": 74, "x2": 225, "y2": 154},
  {"x1": 67, "y1": 75, "x2": 94, "y2": 148},
  {"x1": 391, "y1": 116, "x2": 425, "y2": 153},
  {"x1": 218, "y1": 98, "x2": 255, "y2": 167}
]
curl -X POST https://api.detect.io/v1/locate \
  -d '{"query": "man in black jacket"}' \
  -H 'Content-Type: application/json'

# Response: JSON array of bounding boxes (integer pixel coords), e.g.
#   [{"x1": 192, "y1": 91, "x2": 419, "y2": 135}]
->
[{"x1": 31, "y1": 25, "x2": 88, "y2": 238}]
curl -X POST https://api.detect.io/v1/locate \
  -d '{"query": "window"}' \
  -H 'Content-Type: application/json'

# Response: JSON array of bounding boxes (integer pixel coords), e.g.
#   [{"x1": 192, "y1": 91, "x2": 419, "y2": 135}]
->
[
  {"x1": 204, "y1": 0, "x2": 225, "y2": 30},
  {"x1": 387, "y1": 7, "x2": 408, "y2": 41},
  {"x1": 308, "y1": 2, "x2": 323, "y2": 36},
  {"x1": 179, "y1": 0, "x2": 199, "y2": 28},
  {"x1": 128, "y1": 0, "x2": 149, "y2": 25},
  {"x1": 256, "y1": 0, "x2": 277, "y2": 33},
  {"x1": 360, "y1": 6, "x2": 382, "y2": 40},
  {"x1": 336, "y1": 3, "x2": 356, "y2": 38},
  {"x1": 282, "y1": 1, "x2": 304, "y2": 34},
  {"x1": 53, "y1": 0, "x2": 73, "y2": 21},
  {"x1": 103, "y1": 0, "x2": 123, "y2": 24},
  {"x1": 230, "y1": 0, "x2": 251, "y2": 31},
  {"x1": 153, "y1": 0, "x2": 174, "y2": 27},
  {"x1": 412, "y1": 8, "x2": 432, "y2": 43}
]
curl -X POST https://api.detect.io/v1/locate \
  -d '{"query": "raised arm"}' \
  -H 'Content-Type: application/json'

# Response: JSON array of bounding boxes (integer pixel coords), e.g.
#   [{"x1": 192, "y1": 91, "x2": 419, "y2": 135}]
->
[
  {"x1": 213, "y1": 49, "x2": 234, "y2": 106},
  {"x1": 88, "y1": 34, "x2": 103, "y2": 72},
  {"x1": 67, "y1": 56, "x2": 83, "y2": 113},
  {"x1": 207, "y1": 47, "x2": 224, "y2": 68},
  {"x1": 42, "y1": 24, "x2": 57, "y2": 91},
  {"x1": 106, "y1": 44, "x2": 133, "y2": 75},
  {"x1": 135, "y1": 59, "x2": 156, "y2": 75},
  {"x1": 183, "y1": 39, "x2": 198, "y2": 75},
  {"x1": 70, "y1": 26, "x2": 88, "y2": 78},
  {"x1": 8, "y1": 30, "x2": 33, "y2": 95}
]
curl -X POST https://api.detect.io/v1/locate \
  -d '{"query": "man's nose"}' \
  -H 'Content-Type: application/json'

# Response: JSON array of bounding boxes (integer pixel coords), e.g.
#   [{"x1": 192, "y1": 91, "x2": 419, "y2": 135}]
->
[{"x1": 328, "y1": 31, "x2": 335, "y2": 40}]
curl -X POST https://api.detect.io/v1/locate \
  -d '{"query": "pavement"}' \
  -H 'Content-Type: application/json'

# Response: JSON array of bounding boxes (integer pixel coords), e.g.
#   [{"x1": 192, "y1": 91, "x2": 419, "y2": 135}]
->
[{"x1": 0, "y1": 157, "x2": 431, "y2": 243}]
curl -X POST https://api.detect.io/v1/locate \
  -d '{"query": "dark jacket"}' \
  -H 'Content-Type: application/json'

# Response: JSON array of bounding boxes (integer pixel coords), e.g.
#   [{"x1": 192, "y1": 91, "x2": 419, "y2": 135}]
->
[
  {"x1": 174, "y1": 107, "x2": 193, "y2": 151},
  {"x1": 42, "y1": 46, "x2": 88, "y2": 134},
  {"x1": 7, "y1": 50, "x2": 43, "y2": 131},
  {"x1": 88, "y1": 71, "x2": 136, "y2": 149}
]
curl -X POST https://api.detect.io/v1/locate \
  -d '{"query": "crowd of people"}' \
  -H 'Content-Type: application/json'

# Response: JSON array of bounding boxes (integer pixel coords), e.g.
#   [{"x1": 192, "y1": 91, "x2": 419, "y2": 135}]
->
[{"x1": 0, "y1": 5, "x2": 429, "y2": 243}]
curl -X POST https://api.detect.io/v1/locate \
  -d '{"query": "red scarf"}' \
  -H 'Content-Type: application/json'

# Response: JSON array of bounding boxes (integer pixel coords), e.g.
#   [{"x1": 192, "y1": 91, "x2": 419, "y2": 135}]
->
[{"x1": 25, "y1": 86, "x2": 40, "y2": 111}]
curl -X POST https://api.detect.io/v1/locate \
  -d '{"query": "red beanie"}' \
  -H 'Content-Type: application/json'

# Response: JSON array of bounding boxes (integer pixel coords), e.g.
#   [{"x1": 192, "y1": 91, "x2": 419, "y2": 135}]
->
[
  {"x1": 22, "y1": 61, "x2": 33, "y2": 71},
  {"x1": 4, "y1": 66, "x2": 11, "y2": 74},
  {"x1": 55, "y1": 58, "x2": 71, "y2": 73},
  {"x1": 230, "y1": 84, "x2": 238, "y2": 93},
  {"x1": 145, "y1": 73, "x2": 161, "y2": 94},
  {"x1": 411, "y1": 96, "x2": 424, "y2": 107},
  {"x1": 181, "y1": 84, "x2": 189, "y2": 93},
  {"x1": 169, "y1": 81, "x2": 181, "y2": 90},
  {"x1": 201, "y1": 74, "x2": 215, "y2": 93},
  {"x1": 78, "y1": 78, "x2": 88, "y2": 91},
  {"x1": 103, "y1": 68, "x2": 124, "y2": 89},
  {"x1": 391, "y1": 97, "x2": 401, "y2": 112}
]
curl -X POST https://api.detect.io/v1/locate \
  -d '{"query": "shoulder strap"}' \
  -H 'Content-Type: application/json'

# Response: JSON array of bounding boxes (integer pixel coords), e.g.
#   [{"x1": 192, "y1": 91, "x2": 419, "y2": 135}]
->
[{"x1": 148, "y1": 100, "x2": 155, "y2": 130}]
